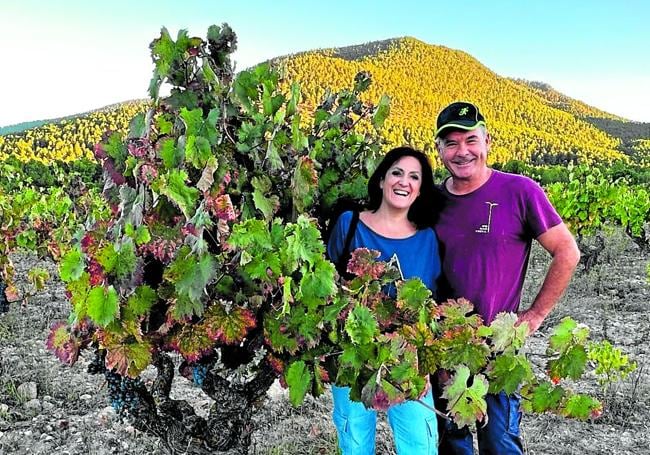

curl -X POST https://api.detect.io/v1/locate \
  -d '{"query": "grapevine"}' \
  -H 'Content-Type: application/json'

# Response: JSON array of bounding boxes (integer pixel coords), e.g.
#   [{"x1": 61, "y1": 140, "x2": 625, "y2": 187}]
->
[{"x1": 42, "y1": 24, "x2": 636, "y2": 454}]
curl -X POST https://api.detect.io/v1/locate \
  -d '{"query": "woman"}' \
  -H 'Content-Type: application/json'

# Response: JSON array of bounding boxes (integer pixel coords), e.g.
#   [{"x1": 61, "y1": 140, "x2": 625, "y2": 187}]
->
[{"x1": 327, "y1": 146, "x2": 441, "y2": 454}]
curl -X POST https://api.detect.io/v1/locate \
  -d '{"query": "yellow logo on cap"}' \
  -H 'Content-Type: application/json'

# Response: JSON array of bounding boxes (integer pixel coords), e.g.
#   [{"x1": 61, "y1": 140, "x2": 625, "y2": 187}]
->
[{"x1": 458, "y1": 107, "x2": 469, "y2": 116}]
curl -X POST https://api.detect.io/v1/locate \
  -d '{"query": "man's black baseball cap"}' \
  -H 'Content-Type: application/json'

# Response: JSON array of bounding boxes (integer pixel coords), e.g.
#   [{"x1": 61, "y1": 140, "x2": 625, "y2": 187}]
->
[{"x1": 435, "y1": 101, "x2": 486, "y2": 139}]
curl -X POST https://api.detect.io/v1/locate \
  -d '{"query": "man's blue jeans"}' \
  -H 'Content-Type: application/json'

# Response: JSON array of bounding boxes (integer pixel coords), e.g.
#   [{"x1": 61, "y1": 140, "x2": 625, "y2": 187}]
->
[
  {"x1": 436, "y1": 388, "x2": 523, "y2": 455},
  {"x1": 332, "y1": 385, "x2": 438, "y2": 454}
]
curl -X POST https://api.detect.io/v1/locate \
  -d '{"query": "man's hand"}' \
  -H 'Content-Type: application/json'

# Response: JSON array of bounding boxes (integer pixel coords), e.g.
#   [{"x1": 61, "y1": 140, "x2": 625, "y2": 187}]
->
[
  {"x1": 516, "y1": 307, "x2": 547, "y2": 335},
  {"x1": 519, "y1": 223, "x2": 580, "y2": 336}
]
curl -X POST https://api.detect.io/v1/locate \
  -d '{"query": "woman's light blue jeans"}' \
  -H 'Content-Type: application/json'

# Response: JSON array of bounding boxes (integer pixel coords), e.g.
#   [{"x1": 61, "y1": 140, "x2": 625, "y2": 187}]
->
[{"x1": 332, "y1": 385, "x2": 438, "y2": 454}]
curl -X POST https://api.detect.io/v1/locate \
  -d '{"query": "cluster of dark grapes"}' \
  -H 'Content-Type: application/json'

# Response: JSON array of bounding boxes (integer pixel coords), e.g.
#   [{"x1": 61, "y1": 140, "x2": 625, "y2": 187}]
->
[
  {"x1": 192, "y1": 364, "x2": 209, "y2": 387},
  {"x1": 104, "y1": 370, "x2": 143, "y2": 417}
]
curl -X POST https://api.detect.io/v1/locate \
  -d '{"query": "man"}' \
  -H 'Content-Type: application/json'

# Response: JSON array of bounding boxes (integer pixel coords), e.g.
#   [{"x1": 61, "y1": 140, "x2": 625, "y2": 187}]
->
[{"x1": 433, "y1": 101, "x2": 581, "y2": 454}]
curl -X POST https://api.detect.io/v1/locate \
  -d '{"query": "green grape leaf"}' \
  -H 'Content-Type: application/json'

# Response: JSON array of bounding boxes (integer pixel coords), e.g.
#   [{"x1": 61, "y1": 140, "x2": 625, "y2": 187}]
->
[
  {"x1": 549, "y1": 317, "x2": 578, "y2": 352},
  {"x1": 562, "y1": 393, "x2": 602, "y2": 420},
  {"x1": 547, "y1": 344, "x2": 588, "y2": 380},
  {"x1": 114, "y1": 240, "x2": 137, "y2": 279},
  {"x1": 86, "y1": 286, "x2": 119, "y2": 327},
  {"x1": 284, "y1": 216, "x2": 325, "y2": 268},
  {"x1": 487, "y1": 353, "x2": 533, "y2": 395},
  {"x1": 264, "y1": 316, "x2": 299, "y2": 354},
  {"x1": 489, "y1": 312, "x2": 527, "y2": 354},
  {"x1": 157, "y1": 169, "x2": 200, "y2": 219},
  {"x1": 159, "y1": 137, "x2": 183, "y2": 169},
  {"x1": 252, "y1": 176, "x2": 279, "y2": 220},
  {"x1": 185, "y1": 135, "x2": 212, "y2": 169},
  {"x1": 59, "y1": 247, "x2": 84, "y2": 283},
  {"x1": 397, "y1": 278, "x2": 431, "y2": 312},
  {"x1": 299, "y1": 258, "x2": 336, "y2": 303},
  {"x1": 292, "y1": 156, "x2": 318, "y2": 213},
  {"x1": 128, "y1": 112, "x2": 146, "y2": 139},
  {"x1": 166, "y1": 247, "x2": 216, "y2": 306},
  {"x1": 229, "y1": 219, "x2": 273, "y2": 250},
  {"x1": 372, "y1": 94, "x2": 390, "y2": 130},
  {"x1": 441, "y1": 366, "x2": 489, "y2": 429},
  {"x1": 285, "y1": 361, "x2": 312, "y2": 407},
  {"x1": 521, "y1": 381, "x2": 565, "y2": 413},
  {"x1": 180, "y1": 107, "x2": 204, "y2": 137},
  {"x1": 126, "y1": 285, "x2": 157, "y2": 318},
  {"x1": 345, "y1": 305, "x2": 378, "y2": 345}
]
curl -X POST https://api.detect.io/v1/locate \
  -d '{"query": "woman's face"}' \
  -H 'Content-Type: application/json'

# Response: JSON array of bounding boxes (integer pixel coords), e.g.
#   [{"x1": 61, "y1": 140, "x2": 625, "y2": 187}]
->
[{"x1": 379, "y1": 156, "x2": 422, "y2": 211}]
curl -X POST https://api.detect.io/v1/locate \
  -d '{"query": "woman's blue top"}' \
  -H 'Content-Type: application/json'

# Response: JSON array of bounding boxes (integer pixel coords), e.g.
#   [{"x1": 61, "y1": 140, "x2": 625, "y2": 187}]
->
[{"x1": 326, "y1": 211, "x2": 441, "y2": 293}]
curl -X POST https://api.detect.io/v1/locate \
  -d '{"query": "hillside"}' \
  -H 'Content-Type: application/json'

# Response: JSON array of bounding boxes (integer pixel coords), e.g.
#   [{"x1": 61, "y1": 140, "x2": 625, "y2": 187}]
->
[
  {"x1": 1, "y1": 38, "x2": 648, "y2": 167},
  {"x1": 275, "y1": 37, "x2": 648, "y2": 165}
]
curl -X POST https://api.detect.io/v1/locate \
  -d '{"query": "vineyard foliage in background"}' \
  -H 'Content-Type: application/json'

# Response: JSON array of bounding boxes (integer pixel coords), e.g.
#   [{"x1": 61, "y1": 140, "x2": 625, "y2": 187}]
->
[{"x1": 12, "y1": 24, "x2": 632, "y2": 454}]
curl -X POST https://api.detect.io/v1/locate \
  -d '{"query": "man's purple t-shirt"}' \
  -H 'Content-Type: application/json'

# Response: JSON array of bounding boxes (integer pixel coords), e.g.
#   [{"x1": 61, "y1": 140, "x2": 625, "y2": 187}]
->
[{"x1": 435, "y1": 170, "x2": 562, "y2": 324}]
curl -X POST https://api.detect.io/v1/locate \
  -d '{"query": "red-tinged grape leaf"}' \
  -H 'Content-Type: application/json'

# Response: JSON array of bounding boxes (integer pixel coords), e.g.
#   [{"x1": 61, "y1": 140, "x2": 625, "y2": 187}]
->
[
  {"x1": 59, "y1": 247, "x2": 84, "y2": 283},
  {"x1": 397, "y1": 278, "x2": 431, "y2": 312},
  {"x1": 486, "y1": 353, "x2": 533, "y2": 395},
  {"x1": 285, "y1": 360, "x2": 312, "y2": 406},
  {"x1": 96, "y1": 244, "x2": 117, "y2": 273},
  {"x1": 203, "y1": 302, "x2": 256, "y2": 344},
  {"x1": 441, "y1": 365, "x2": 489, "y2": 429},
  {"x1": 105, "y1": 339, "x2": 152, "y2": 378},
  {"x1": 547, "y1": 344, "x2": 588, "y2": 380},
  {"x1": 489, "y1": 312, "x2": 527, "y2": 354},
  {"x1": 361, "y1": 373, "x2": 404, "y2": 412},
  {"x1": 126, "y1": 285, "x2": 157, "y2": 318},
  {"x1": 45, "y1": 321, "x2": 79, "y2": 366},
  {"x1": 345, "y1": 305, "x2": 378, "y2": 345},
  {"x1": 292, "y1": 156, "x2": 318, "y2": 213},
  {"x1": 437, "y1": 298, "x2": 477, "y2": 326},
  {"x1": 439, "y1": 327, "x2": 490, "y2": 374},
  {"x1": 169, "y1": 323, "x2": 215, "y2": 362},
  {"x1": 86, "y1": 286, "x2": 119, "y2": 327},
  {"x1": 521, "y1": 381, "x2": 565, "y2": 413},
  {"x1": 346, "y1": 248, "x2": 385, "y2": 280},
  {"x1": 156, "y1": 169, "x2": 200, "y2": 219},
  {"x1": 561, "y1": 393, "x2": 602, "y2": 420}
]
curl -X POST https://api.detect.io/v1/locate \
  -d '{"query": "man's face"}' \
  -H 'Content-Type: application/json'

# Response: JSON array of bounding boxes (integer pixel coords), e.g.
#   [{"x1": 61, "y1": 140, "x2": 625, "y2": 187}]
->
[{"x1": 437, "y1": 128, "x2": 490, "y2": 182}]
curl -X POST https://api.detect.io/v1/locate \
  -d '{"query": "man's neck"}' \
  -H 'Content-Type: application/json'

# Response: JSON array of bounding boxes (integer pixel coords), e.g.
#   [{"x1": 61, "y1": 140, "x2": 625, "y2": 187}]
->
[{"x1": 446, "y1": 167, "x2": 493, "y2": 195}]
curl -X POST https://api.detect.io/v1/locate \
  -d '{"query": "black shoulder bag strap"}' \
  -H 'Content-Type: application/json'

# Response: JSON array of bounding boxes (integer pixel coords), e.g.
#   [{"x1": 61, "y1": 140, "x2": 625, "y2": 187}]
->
[{"x1": 336, "y1": 211, "x2": 360, "y2": 278}]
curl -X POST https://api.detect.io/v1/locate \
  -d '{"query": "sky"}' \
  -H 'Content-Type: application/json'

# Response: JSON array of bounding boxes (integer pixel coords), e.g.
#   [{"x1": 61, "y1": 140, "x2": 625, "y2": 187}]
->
[{"x1": 1, "y1": 0, "x2": 649, "y2": 127}]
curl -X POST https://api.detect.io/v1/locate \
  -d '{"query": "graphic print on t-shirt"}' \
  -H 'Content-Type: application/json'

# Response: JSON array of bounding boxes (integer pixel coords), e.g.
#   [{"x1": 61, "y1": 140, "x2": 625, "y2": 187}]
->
[{"x1": 475, "y1": 201, "x2": 499, "y2": 234}]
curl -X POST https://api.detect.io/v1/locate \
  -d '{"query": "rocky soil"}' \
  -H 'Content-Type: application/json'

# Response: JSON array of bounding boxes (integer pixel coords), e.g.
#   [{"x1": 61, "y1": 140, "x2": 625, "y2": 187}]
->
[{"x1": 1, "y1": 231, "x2": 649, "y2": 454}]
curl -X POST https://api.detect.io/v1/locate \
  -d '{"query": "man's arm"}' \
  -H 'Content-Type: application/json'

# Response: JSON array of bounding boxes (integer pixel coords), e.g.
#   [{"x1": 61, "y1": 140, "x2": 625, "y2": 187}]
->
[{"x1": 517, "y1": 223, "x2": 580, "y2": 335}]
